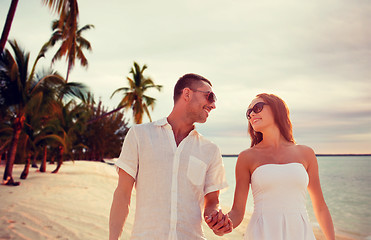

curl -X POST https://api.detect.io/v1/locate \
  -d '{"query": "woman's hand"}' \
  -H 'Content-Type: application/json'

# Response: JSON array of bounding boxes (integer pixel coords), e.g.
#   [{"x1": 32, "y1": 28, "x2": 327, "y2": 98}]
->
[{"x1": 205, "y1": 210, "x2": 233, "y2": 236}]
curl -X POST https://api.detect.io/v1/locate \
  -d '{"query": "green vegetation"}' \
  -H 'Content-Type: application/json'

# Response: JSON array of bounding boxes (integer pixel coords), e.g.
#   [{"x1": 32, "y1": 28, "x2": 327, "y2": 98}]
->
[{"x1": 0, "y1": 0, "x2": 161, "y2": 185}]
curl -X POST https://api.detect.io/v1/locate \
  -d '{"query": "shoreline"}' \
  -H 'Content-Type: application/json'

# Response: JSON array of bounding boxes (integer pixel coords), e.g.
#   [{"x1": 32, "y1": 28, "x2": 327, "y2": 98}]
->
[{"x1": 0, "y1": 161, "x2": 360, "y2": 239}]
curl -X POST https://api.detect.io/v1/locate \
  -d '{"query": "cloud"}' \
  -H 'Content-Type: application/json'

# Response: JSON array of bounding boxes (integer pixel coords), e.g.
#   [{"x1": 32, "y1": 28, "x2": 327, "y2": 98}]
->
[{"x1": 1, "y1": 0, "x2": 370, "y2": 153}]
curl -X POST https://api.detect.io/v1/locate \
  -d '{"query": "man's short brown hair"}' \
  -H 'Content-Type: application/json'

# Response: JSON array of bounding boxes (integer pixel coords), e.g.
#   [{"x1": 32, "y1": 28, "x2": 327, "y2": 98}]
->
[{"x1": 173, "y1": 73, "x2": 212, "y2": 102}]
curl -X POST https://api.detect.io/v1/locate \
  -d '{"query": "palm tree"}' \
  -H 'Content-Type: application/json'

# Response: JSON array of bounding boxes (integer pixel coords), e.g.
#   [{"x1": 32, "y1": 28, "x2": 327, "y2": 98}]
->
[
  {"x1": 48, "y1": 100, "x2": 89, "y2": 172},
  {"x1": 18, "y1": 74, "x2": 61, "y2": 178},
  {"x1": 24, "y1": 73, "x2": 88, "y2": 174},
  {"x1": 1, "y1": 0, "x2": 76, "y2": 53},
  {"x1": 41, "y1": 0, "x2": 78, "y2": 31},
  {"x1": 35, "y1": 120, "x2": 66, "y2": 173},
  {"x1": 0, "y1": 0, "x2": 19, "y2": 52},
  {"x1": 0, "y1": 40, "x2": 87, "y2": 185},
  {"x1": 111, "y1": 62, "x2": 162, "y2": 124},
  {"x1": 44, "y1": 16, "x2": 93, "y2": 82},
  {"x1": 1, "y1": 40, "x2": 34, "y2": 185}
]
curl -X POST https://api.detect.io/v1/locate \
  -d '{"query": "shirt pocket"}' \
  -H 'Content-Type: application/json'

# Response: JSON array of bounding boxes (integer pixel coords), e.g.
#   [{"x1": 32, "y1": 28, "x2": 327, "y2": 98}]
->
[{"x1": 187, "y1": 156, "x2": 207, "y2": 186}]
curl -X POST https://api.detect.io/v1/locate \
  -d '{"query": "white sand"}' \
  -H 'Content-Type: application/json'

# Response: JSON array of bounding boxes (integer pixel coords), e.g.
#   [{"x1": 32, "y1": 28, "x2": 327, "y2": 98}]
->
[
  {"x1": 1, "y1": 161, "x2": 118, "y2": 240},
  {"x1": 0, "y1": 161, "x2": 353, "y2": 240}
]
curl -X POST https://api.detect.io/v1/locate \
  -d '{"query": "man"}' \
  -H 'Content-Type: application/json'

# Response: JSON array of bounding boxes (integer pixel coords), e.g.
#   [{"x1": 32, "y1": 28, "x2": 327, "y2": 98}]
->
[{"x1": 109, "y1": 73, "x2": 231, "y2": 239}]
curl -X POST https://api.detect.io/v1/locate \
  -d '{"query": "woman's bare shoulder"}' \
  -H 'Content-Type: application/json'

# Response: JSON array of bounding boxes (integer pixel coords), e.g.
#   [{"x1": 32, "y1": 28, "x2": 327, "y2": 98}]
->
[
  {"x1": 239, "y1": 147, "x2": 258, "y2": 158},
  {"x1": 294, "y1": 144, "x2": 317, "y2": 167},
  {"x1": 295, "y1": 144, "x2": 315, "y2": 155},
  {"x1": 237, "y1": 147, "x2": 261, "y2": 165}
]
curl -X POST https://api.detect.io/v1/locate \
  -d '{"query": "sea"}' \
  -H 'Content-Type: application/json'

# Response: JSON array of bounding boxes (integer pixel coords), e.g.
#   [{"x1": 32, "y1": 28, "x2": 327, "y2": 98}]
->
[{"x1": 219, "y1": 156, "x2": 371, "y2": 240}]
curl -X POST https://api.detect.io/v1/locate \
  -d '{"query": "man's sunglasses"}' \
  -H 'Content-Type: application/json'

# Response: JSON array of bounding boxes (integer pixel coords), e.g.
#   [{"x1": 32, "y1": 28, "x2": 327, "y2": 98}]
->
[
  {"x1": 191, "y1": 89, "x2": 217, "y2": 103},
  {"x1": 246, "y1": 102, "x2": 267, "y2": 120}
]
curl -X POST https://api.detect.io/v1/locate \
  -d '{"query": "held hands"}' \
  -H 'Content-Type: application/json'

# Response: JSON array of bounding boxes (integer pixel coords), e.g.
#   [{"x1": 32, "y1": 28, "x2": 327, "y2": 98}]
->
[{"x1": 205, "y1": 209, "x2": 233, "y2": 236}]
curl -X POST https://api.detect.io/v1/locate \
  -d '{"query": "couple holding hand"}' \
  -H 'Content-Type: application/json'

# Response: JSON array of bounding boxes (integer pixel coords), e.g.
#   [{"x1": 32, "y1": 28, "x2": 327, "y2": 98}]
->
[{"x1": 109, "y1": 73, "x2": 335, "y2": 240}]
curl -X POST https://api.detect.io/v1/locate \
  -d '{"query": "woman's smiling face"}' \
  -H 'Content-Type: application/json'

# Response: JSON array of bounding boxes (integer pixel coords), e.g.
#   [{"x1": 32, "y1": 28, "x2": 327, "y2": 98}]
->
[{"x1": 248, "y1": 97, "x2": 274, "y2": 131}]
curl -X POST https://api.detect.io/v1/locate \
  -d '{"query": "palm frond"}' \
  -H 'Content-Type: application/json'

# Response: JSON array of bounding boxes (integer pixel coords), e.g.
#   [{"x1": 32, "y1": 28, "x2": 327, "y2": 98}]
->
[
  {"x1": 143, "y1": 95, "x2": 156, "y2": 109},
  {"x1": 51, "y1": 47, "x2": 64, "y2": 64},
  {"x1": 77, "y1": 37, "x2": 92, "y2": 51},
  {"x1": 143, "y1": 104, "x2": 152, "y2": 122},
  {"x1": 77, "y1": 24, "x2": 94, "y2": 34},
  {"x1": 110, "y1": 87, "x2": 130, "y2": 98},
  {"x1": 75, "y1": 48, "x2": 88, "y2": 67},
  {"x1": 8, "y1": 40, "x2": 29, "y2": 86},
  {"x1": 126, "y1": 77, "x2": 136, "y2": 89},
  {"x1": 118, "y1": 94, "x2": 131, "y2": 109},
  {"x1": 51, "y1": 19, "x2": 59, "y2": 30},
  {"x1": 35, "y1": 133, "x2": 67, "y2": 150},
  {"x1": 41, "y1": 0, "x2": 66, "y2": 14},
  {"x1": 61, "y1": 82, "x2": 89, "y2": 102},
  {"x1": 30, "y1": 73, "x2": 65, "y2": 95},
  {"x1": 28, "y1": 42, "x2": 51, "y2": 82},
  {"x1": 25, "y1": 91, "x2": 43, "y2": 115}
]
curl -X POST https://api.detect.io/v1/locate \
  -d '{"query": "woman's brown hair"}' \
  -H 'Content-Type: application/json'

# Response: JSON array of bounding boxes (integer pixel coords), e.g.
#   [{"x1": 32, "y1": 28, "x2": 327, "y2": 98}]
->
[{"x1": 248, "y1": 93, "x2": 295, "y2": 147}]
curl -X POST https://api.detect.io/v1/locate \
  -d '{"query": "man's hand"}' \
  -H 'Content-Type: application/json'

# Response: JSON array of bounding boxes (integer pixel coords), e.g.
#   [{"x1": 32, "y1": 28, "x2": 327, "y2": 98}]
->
[{"x1": 205, "y1": 209, "x2": 233, "y2": 236}]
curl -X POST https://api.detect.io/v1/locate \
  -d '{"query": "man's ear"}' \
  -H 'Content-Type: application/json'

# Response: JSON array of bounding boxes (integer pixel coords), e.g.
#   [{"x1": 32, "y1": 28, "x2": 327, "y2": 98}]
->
[{"x1": 182, "y1": 88, "x2": 192, "y2": 102}]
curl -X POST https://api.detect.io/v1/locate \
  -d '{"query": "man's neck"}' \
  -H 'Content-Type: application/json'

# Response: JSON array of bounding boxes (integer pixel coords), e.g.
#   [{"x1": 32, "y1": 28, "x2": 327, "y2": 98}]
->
[{"x1": 167, "y1": 112, "x2": 195, "y2": 146}]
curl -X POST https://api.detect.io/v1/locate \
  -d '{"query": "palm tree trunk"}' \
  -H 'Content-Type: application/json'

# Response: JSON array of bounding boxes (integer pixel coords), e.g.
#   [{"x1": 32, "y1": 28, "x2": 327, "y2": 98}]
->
[
  {"x1": 3, "y1": 151, "x2": 8, "y2": 165},
  {"x1": 39, "y1": 146, "x2": 47, "y2": 172},
  {"x1": 20, "y1": 153, "x2": 31, "y2": 179},
  {"x1": 2, "y1": 115, "x2": 23, "y2": 185},
  {"x1": 19, "y1": 135, "x2": 29, "y2": 179},
  {"x1": 2, "y1": 129, "x2": 20, "y2": 180},
  {"x1": 0, "y1": 139, "x2": 11, "y2": 162},
  {"x1": 32, "y1": 152, "x2": 38, "y2": 168},
  {"x1": 50, "y1": 155, "x2": 55, "y2": 164},
  {"x1": 0, "y1": 0, "x2": 19, "y2": 52},
  {"x1": 52, "y1": 146, "x2": 64, "y2": 173},
  {"x1": 0, "y1": 143, "x2": 10, "y2": 165}
]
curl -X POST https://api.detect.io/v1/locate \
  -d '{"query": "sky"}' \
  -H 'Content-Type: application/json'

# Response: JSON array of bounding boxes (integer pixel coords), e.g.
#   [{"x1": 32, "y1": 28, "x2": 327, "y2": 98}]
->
[{"x1": 1, "y1": 0, "x2": 370, "y2": 154}]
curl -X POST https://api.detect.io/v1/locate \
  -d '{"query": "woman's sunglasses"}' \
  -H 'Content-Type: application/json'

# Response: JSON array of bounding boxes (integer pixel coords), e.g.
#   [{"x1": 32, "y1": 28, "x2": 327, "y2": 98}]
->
[
  {"x1": 246, "y1": 102, "x2": 267, "y2": 120},
  {"x1": 191, "y1": 89, "x2": 217, "y2": 103}
]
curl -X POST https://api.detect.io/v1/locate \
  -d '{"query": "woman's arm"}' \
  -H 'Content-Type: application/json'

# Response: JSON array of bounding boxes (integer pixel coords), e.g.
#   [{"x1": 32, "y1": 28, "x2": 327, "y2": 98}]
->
[
  {"x1": 228, "y1": 150, "x2": 252, "y2": 228},
  {"x1": 304, "y1": 146, "x2": 335, "y2": 240}
]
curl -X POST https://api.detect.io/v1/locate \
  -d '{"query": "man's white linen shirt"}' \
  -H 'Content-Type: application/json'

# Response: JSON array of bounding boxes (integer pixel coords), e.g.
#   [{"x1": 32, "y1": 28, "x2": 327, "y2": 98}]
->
[{"x1": 115, "y1": 118, "x2": 228, "y2": 240}]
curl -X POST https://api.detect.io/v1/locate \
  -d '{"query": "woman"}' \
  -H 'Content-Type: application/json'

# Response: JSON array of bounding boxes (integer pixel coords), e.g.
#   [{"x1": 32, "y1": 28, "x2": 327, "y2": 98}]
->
[{"x1": 227, "y1": 93, "x2": 335, "y2": 240}]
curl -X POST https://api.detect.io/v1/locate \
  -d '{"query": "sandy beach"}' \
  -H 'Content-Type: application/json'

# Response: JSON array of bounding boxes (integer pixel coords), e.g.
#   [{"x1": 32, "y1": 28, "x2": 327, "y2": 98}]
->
[{"x1": 0, "y1": 161, "x2": 354, "y2": 240}]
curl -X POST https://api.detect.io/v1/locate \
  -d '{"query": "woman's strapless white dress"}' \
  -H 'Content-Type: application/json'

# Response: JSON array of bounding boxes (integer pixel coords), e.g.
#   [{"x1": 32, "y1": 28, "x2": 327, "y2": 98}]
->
[{"x1": 245, "y1": 163, "x2": 316, "y2": 240}]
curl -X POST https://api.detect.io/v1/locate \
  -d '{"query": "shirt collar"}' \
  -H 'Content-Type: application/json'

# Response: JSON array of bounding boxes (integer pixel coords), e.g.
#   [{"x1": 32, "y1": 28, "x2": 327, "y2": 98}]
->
[
  {"x1": 154, "y1": 117, "x2": 169, "y2": 127},
  {"x1": 154, "y1": 117, "x2": 199, "y2": 136}
]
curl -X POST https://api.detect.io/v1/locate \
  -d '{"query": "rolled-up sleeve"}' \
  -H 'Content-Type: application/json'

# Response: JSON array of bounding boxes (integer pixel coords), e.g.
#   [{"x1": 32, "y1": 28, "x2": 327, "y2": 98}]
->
[
  {"x1": 115, "y1": 127, "x2": 139, "y2": 180},
  {"x1": 204, "y1": 146, "x2": 228, "y2": 195}
]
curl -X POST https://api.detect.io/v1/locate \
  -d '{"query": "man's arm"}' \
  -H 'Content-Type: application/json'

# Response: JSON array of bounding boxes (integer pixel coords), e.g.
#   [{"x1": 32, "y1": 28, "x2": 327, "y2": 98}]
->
[{"x1": 109, "y1": 168, "x2": 135, "y2": 240}]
